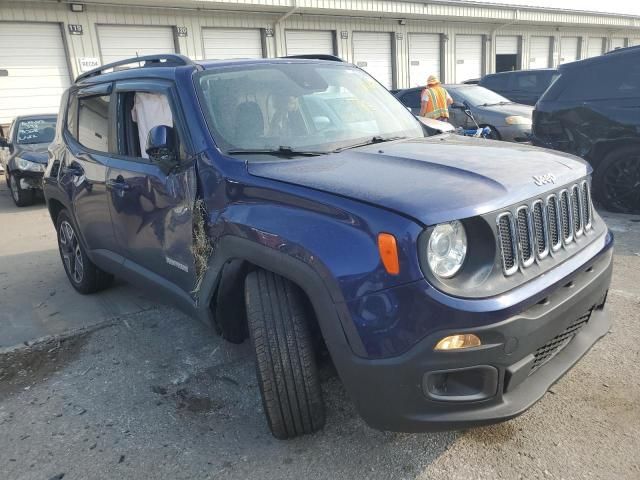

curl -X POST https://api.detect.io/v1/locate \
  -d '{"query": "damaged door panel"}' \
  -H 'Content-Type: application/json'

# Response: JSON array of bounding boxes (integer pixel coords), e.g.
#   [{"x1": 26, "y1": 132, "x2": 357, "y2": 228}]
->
[{"x1": 105, "y1": 80, "x2": 199, "y2": 294}]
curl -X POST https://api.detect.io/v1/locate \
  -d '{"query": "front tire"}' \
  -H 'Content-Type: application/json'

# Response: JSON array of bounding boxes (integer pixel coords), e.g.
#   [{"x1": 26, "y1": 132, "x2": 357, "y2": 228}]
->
[
  {"x1": 56, "y1": 210, "x2": 113, "y2": 294},
  {"x1": 245, "y1": 269, "x2": 325, "y2": 439},
  {"x1": 594, "y1": 146, "x2": 640, "y2": 213},
  {"x1": 8, "y1": 173, "x2": 35, "y2": 207}
]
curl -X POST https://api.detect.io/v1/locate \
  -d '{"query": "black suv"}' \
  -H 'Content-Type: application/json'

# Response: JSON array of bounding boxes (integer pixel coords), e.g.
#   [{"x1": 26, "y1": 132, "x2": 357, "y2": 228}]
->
[
  {"x1": 532, "y1": 46, "x2": 640, "y2": 212},
  {"x1": 44, "y1": 54, "x2": 612, "y2": 439},
  {"x1": 480, "y1": 69, "x2": 559, "y2": 106}
]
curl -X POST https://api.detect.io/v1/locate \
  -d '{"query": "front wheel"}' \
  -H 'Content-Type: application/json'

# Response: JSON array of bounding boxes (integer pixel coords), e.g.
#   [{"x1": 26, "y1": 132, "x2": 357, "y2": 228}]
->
[
  {"x1": 245, "y1": 269, "x2": 325, "y2": 439},
  {"x1": 56, "y1": 210, "x2": 113, "y2": 294},
  {"x1": 8, "y1": 173, "x2": 35, "y2": 207},
  {"x1": 594, "y1": 146, "x2": 640, "y2": 213}
]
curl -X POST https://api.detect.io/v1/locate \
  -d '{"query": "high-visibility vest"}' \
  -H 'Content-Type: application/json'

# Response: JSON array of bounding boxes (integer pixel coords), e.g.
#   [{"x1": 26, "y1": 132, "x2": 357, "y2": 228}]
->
[{"x1": 422, "y1": 86, "x2": 450, "y2": 119}]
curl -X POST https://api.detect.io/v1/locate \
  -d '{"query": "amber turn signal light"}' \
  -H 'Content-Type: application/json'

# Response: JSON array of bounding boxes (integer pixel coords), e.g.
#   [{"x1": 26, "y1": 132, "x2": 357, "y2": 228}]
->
[
  {"x1": 434, "y1": 334, "x2": 482, "y2": 351},
  {"x1": 378, "y1": 233, "x2": 400, "y2": 275}
]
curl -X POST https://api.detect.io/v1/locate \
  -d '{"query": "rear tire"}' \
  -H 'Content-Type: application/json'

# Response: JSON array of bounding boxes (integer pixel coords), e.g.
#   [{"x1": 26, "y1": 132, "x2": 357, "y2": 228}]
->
[
  {"x1": 244, "y1": 269, "x2": 325, "y2": 439},
  {"x1": 594, "y1": 146, "x2": 640, "y2": 213},
  {"x1": 56, "y1": 209, "x2": 114, "y2": 294},
  {"x1": 8, "y1": 172, "x2": 35, "y2": 207}
]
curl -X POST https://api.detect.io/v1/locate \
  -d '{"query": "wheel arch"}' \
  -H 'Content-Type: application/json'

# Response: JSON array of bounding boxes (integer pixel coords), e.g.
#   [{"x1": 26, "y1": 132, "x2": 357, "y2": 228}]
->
[
  {"x1": 196, "y1": 235, "x2": 366, "y2": 358},
  {"x1": 589, "y1": 138, "x2": 640, "y2": 170}
]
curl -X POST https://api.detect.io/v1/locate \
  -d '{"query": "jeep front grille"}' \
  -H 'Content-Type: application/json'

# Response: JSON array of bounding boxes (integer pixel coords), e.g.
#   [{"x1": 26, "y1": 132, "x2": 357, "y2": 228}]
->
[{"x1": 497, "y1": 180, "x2": 594, "y2": 275}]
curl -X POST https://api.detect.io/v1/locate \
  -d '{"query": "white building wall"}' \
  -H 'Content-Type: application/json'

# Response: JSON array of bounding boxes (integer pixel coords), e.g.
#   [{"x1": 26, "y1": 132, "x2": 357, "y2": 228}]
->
[{"x1": 0, "y1": 0, "x2": 638, "y2": 105}]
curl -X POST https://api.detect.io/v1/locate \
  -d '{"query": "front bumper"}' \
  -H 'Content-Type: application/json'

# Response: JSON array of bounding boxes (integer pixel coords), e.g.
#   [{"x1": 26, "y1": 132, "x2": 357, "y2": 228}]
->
[
  {"x1": 498, "y1": 124, "x2": 532, "y2": 143},
  {"x1": 334, "y1": 234, "x2": 613, "y2": 432},
  {"x1": 11, "y1": 170, "x2": 44, "y2": 190}
]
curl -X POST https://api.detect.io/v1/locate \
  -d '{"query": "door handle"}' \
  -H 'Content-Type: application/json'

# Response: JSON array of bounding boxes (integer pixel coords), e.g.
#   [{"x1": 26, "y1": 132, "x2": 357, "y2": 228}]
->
[{"x1": 107, "y1": 176, "x2": 131, "y2": 191}]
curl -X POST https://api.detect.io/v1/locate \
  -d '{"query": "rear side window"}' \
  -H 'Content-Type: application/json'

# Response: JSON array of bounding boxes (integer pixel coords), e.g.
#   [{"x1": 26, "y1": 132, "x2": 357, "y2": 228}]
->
[
  {"x1": 513, "y1": 73, "x2": 542, "y2": 91},
  {"x1": 563, "y1": 57, "x2": 640, "y2": 101},
  {"x1": 482, "y1": 74, "x2": 509, "y2": 90},
  {"x1": 66, "y1": 93, "x2": 78, "y2": 139},
  {"x1": 77, "y1": 95, "x2": 111, "y2": 152},
  {"x1": 401, "y1": 89, "x2": 422, "y2": 110}
]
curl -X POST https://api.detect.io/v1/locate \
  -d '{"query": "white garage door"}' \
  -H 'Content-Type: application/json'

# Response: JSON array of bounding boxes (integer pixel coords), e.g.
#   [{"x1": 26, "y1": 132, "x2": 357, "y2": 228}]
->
[
  {"x1": 455, "y1": 35, "x2": 483, "y2": 83},
  {"x1": 529, "y1": 36, "x2": 552, "y2": 69},
  {"x1": 98, "y1": 25, "x2": 175, "y2": 65},
  {"x1": 631, "y1": 39, "x2": 640, "y2": 47},
  {"x1": 496, "y1": 36, "x2": 518, "y2": 55},
  {"x1": 408, "y1": 34, "x2": 440, "y2": 87},
  {"x1": 560, "y1": 37, "x2": 579, "y2": 64},
  {"x1": 0, "y1": 22, "x2": 70, "y2": 124},
  {"x1": 285, "y1": 30, "x2": 334, "y2": 56},
  {"x1": 587, "y1": 37, "x2": 605, "y2": 58},
  {"x1": 352, "y1": 32, "x2": 393, "y2": 89},
  {"x1": 610, "y1": 38, "x2": 626, "y2": 51},
  {"x1": 202, "y1": 28, "x2": 263, "y2": 60}
]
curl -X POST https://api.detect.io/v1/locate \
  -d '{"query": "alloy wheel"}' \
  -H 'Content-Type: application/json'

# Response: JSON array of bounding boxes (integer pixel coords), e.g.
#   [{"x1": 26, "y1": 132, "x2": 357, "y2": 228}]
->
[
  {"x1": 59, "y1": 220, "x2": 84, "y2": 284},
  {"x1": 10, "y1": 175, "x2": 19, "y2": 203}
]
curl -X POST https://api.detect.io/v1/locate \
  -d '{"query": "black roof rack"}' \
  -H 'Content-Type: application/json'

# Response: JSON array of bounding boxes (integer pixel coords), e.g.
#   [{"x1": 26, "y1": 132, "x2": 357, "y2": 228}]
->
[
  {"x1": 76, "y1": 54, "x2": 195, "y2": 82},
  {"x1": 281, "y1": 54, "x2": 345, "y2": 62}
]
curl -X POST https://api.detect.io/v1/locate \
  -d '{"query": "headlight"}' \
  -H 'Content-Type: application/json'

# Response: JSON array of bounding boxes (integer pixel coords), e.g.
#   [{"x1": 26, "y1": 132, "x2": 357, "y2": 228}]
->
[
  {"x1": 15, "y1": 157, "x2": 45, "y2": 172},
  {"x1": 505, "y1": 116, "x2": 532, "y2": 126},
  {"x1": 427, "y1": 221, "x2": 467, "y2": 278}
]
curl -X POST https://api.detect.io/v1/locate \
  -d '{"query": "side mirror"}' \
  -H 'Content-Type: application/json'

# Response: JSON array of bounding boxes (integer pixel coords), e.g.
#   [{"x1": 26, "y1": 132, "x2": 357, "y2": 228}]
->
[
  {"x1": 450, "y1": 102, "x2": 465, "y2": 110},
  {"x1": 146, "y1": 125, "x2": 178, "y2": 172},
  {"x1": 0, "y1": 137, "x2": 8, "y2": 148}
]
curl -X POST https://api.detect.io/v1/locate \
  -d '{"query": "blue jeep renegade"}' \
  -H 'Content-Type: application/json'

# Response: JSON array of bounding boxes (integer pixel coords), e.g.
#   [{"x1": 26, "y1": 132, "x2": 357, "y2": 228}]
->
[{"x1": 44, "y1": 54, "x2": 613, "y2": 439}]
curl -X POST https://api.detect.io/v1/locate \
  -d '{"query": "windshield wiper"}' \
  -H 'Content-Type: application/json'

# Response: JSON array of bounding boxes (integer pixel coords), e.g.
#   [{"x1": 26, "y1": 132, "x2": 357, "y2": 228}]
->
[
  {"x1": 333, "y1": 135, "x2": 408, "y2": 152},
  {"x1": 226, "y1": 146, "x2": 325, "y2": 157}
]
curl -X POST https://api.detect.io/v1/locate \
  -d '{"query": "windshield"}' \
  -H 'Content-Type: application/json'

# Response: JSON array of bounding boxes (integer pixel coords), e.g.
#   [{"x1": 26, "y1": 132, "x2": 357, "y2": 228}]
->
[
  {"x1": 16, "y1": 118, "x2": 57, "y2": 145},
  {"x1": 196, "y1": 63, "x2": 424, "y2": 154},
  {"x1": 450, "y1": 86, "x2": 511, "y2": 107},
  {"x1": 16, "y1": 118, "x2": 56, "y2": 145}
]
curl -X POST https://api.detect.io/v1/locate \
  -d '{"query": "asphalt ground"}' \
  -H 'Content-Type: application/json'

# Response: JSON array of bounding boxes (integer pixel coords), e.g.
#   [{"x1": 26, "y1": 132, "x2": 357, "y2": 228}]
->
[{"x1": 0, "y1": 177, "x2": 639, "y2": 480}]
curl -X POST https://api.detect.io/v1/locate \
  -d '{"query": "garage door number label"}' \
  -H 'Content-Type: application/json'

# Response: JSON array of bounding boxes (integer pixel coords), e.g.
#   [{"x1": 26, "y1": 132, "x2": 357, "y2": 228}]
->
[{"x1": 68, "y1": 24, "x2": 83, "y2": 35}]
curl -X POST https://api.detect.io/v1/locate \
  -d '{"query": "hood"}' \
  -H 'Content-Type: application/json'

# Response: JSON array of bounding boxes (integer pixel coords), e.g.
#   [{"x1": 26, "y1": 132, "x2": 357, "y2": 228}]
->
[
  {"x1": 477, "y1": 103, "x2": 533, "y2": 119},
  {"x1": 247, "y1": 135, "x2": 590, "y2": 226},
  {"x1": 15, "y1": 144, "x2": 49, "y2": 164}
]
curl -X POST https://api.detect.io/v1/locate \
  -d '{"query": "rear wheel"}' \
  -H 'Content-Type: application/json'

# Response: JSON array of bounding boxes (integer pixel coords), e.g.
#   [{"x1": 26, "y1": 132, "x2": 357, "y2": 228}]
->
[
  {"x1": 244, "y1": 269, "x2": 325, "y2": 439},
  {"x1": 594, "y1": 146, "x2": 640, "y2": 213},
  {"x1": 56, "y1": 210, "x2": 113, "y2": 294},
  {"x1": 8, "y1": 173, "x2": 35, "y2": 207}
]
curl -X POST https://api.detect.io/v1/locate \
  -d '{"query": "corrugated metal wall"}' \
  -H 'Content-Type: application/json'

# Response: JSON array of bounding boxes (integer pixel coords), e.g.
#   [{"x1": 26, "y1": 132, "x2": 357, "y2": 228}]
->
[{"x1": 1, "y1": 0, "x2": 639, "y2": 90}]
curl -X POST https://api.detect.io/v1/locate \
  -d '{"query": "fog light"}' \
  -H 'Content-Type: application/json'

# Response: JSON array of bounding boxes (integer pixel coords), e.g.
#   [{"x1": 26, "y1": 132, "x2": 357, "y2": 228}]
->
[{"x1": 434, "y1": 334, "x2": 481, "y2": 351}]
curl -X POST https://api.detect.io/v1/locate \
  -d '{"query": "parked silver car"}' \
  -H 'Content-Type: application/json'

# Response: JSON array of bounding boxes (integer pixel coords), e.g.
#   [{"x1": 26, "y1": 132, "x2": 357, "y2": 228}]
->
[{"x1": 393, "y1": 84, "x2": 533, "y2": 143}]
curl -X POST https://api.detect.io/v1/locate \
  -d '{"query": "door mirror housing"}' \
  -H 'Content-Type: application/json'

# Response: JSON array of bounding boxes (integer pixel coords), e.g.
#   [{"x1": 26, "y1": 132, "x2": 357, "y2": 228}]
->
[
  {"x1": 146, "y1": 125, "x2": 178, "y2": 172},
  {"x1": 450, "y1": 102, "x2": 465, "y2": 110},
  {"x1": 0, "y1": 137, "x2": 8, "y2": 148}
]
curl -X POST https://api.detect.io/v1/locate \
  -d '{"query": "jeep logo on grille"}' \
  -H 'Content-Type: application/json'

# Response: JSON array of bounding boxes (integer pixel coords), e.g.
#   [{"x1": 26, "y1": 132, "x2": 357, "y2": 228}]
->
[{"x1": 533, "y1": 173, "x2": 556, "y2": 186}]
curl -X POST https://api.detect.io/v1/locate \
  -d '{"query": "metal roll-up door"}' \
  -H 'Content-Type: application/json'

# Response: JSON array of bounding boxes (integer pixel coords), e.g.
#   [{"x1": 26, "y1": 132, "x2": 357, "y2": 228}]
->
[
  {"x1": 408, "y1": 33, "x2": 440, "y2": 87},
  {"x1": 560, "y1": 37, "x2": 579, "y2": 64},
  {"x1": 352, "y1": 32, "x2": 393, "y2": 89},
  {"x1": 529, "y1": 36, "x2": 552, "y2": 69},
  {"x1": 631, "y1": 39, "x2": 640, "y2": 47},
  {"x1": 455, "y1": 35, "x2": 483, "y2": 83},
  {"x1": 202, "y1": 28, "x2": 264, "y2": 60},
  {"x1": 610, "y1": 38, "x2": 626, "y2": 51},
  {"x1": 0, "y1": 22, "x2": 71, "y2": 124},
  {"x1": 285, "y1": 30, "x2": 334, "y2": 56},
  {"x1": 587, "y1": 37, "x2": 605, "y2": 58},
  {"x1": 496, "y1": 36, "x2": 518, "y2": 55},
  {"x1": 98, "y1": 25, "x2": 176, "y2": 65}
]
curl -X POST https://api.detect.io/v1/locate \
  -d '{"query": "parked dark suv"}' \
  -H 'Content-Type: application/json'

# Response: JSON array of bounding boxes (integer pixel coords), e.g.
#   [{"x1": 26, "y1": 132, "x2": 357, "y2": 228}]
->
[
  {"x1": 45, "y1": 54, "x2": 612, "y2": 439},
  {"x1": 480, "y1": 69, "x2": 559, "y2": 106},
  {"x1": 532, "y1": 46, "x2": 640, "y2": 212}
]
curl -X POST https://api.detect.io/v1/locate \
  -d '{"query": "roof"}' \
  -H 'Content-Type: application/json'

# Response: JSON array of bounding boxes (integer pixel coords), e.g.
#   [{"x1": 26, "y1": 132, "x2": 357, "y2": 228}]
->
[{"x1": 560, "y1": 44, "x2": 640, "y2": 69}]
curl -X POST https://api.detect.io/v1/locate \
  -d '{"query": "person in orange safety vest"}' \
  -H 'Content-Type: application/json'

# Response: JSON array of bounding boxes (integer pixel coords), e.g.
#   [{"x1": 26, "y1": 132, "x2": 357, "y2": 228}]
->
[{"x1": 419, "y1": 75, "x2": 453, "y2": 121}]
